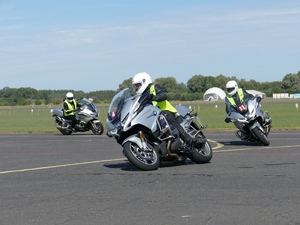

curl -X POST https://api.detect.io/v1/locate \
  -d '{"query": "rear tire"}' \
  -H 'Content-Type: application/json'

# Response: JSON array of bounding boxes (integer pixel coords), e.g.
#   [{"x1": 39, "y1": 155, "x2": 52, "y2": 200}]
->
[
  {"x1": 123, "y1": 142, "x2": 160, "y2": 171},
  {"x1": 188, "y1": 141, "x2": 213, "y2": 164},
  {"x1": 252, "y1": 126, "x2": 270, "y2": 146},
  {"x1": 59, "y1": 130, "x2": 72, "y2": 135}
]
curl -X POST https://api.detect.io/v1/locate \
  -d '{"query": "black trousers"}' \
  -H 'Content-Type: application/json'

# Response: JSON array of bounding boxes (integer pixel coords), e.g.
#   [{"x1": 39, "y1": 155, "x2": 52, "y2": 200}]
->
[
  {"x1": 65, "y1": 115, "x2": 76, "y2": 128},
  {"x1": 160, "y1": 110, "x2": 189, "y2": 141}
]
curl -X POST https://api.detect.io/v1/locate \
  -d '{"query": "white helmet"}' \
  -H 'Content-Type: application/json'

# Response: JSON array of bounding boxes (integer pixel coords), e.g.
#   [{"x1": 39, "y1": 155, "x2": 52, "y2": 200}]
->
[
  {"x1": 132, "y1": 72, "x2": 152, "y2": 95},
  {"x1": 66, "y1": 92, "x2": 74, "y2": 102},
  {"x1": 226, "y1": 80, "x2": 238, "y2": 96}
]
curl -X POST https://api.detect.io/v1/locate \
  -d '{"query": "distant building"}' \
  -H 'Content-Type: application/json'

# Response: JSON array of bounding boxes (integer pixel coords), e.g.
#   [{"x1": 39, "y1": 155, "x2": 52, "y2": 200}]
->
[
  {"x1": 246, "y1": 90, "x2": 266, "y2": 99},
  {"x1": 203, "y1": 87, "x2": 226, "y2": 101},
  {"x1": 203, "y1": 87, "x2": 266, "y2": 101},
  {"x1": 272, "y1": 93, "x2": 289, "y2": 99},
  {"x1": 291, "y1": 93, "x2": 300, "y2": 99}
]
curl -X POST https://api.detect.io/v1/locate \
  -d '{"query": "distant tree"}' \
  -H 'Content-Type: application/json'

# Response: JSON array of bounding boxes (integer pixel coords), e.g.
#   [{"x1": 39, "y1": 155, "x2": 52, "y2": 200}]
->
[
  {"x1": 53, "y1": 98, "x2": 61, "y2": 105},
  {"x1": 245, "y1": 79, "x2": 262, "y2": 90},
  {"x1": 117, "y1": 77, "x2": 133, "y2": 94},
  {"x1": 154, "y1": 77, "x2": 177, "y2": 93},
  {"x1": 282, "y1": 73, "x2": 300, "y2": 90},
  {"x1": 175, "y1": 82, "x2": 189, "y2": 93},
  {"x1": 203, "y1": 76, "x2": 218, "y2": 90},
  {"x1": 179, "y1": 93, "x2": 188, "y2": 101},
  {"x1": 35, "y1": 99, "x2": 42, "y2": 105},
  {"x1": 1, "y1": 70, "x2": 299, "y2": 105},
  {"x1": 187, "y1": 75, "x2": 206, "y2": 93},
  {"x1": 17, "y1": 87, "x2": 38, "y2": 99},
  {"x1": 215, "y1": 75, "x2": 230, "y2": 90},
  {"x1": 88, "y1": 90, "x2": 116, "y2": 102},
  {"x1": 0, "y1": 87, "x2": 17, "y2": 99},
  {"x1": 259, "y1": 81, "x2": 279, "y2": 97},
  {"x1": 296, "y1": 71, "x2": 300, "y2": 79}
]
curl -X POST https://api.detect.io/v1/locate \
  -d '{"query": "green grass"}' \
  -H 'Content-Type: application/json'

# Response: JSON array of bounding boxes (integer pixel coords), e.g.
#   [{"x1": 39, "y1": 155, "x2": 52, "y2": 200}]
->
[{"x1": 0, "y1": 99, "x2": 299, "y2": 133}]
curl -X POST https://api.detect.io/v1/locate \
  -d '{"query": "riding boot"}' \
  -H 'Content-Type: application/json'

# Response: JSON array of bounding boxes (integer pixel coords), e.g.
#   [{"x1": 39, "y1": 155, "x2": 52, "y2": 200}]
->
[
  {"x1": 192, "y1": 136, "x2": 207, "y2": 147},
  {"x1": 178, "y1": 129, "x2": 193, "y2": 147}
]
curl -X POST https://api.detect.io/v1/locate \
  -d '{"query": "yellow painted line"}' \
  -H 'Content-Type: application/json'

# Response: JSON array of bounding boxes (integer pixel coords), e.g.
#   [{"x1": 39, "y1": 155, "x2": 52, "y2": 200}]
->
[
  {"x1": 0, "y1": 158, "x2": 126, "y2": 175},
  {"x1": 208, "y1": 139, "x2": 224, "y2": 150},
  {"x1": 213, "y1": 144, "x2": 300, "y2": 153},
  {"x1": 1, "y1": 143, "x2": 299, "y2": 175}
]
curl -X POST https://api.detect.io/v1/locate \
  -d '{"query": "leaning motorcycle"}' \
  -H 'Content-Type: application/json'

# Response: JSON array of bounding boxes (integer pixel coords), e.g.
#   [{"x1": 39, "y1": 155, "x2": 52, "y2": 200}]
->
[
  {"x1": 106, "y1": 88, "x2": 212, "y2": 171},
  {"x1": 52, "y1": 98, "x2": 104, "y2": 135},
  {"x1": 225, "y1": 97, "x2": 272, "y2": 146}
]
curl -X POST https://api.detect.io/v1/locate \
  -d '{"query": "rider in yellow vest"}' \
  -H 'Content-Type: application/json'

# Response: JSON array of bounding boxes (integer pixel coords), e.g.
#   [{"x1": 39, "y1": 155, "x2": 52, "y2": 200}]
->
[
  {"x1": 132, "y1": 72, "x2": 206, "y2": 148},
  {"x1": 225, "y1": 80, "x2": 254, "y2": 120},
  {"x1": 63, "y1": 92, "x2": 81, "y2": 130}
]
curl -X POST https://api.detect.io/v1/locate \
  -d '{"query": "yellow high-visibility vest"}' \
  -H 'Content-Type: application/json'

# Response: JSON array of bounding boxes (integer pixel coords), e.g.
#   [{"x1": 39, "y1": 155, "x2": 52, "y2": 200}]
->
[
  {"x1": 150, "y1": 84, "x2": 177, "y2": 113},
  {"x1": 63, "y1": 100, "x2": 77, "y2": 117},
  {"x1": 226, "y1": 88, "x2": 244, "y2": 107}
]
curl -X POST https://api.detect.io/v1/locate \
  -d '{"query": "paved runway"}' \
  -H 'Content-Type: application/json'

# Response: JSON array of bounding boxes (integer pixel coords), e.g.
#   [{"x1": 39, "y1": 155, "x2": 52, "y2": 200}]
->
[{"x1": 0, "y1": 130, "x2": 300, "y2": 225}]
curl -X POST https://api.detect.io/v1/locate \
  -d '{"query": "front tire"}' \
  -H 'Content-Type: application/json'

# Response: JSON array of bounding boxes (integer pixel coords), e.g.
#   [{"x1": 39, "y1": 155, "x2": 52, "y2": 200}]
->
[
  {"x1": 188, "y1": 141, "x2": 213, "y2": 164},
  {"x1": 91, "y1": 122, "x2": 104, "y2": 135},
  {"x1": 123, "y1": 142, "x2": 160, "y2": 171},
  {"x1": 252, "y1": 126, "x2": 270, "y2": 146}
]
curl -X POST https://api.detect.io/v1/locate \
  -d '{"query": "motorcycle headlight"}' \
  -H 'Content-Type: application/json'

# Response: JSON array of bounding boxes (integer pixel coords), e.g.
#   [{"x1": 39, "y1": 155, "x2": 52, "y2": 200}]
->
[{"x1": 248, "y1": 107, "x2": 256, "y2": 117}]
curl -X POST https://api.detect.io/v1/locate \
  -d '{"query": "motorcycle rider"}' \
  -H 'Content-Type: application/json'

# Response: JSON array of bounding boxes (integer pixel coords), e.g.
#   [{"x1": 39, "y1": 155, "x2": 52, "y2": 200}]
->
[
  {"x1": 224, "y1": 80, "x2": 255, "y2": 122},
  {"x1": 63, "y1": 92, "x2": 81, "y2": 131},
  {"x1": 132, "y1": 72, "x2": 206, "y2": 149}
]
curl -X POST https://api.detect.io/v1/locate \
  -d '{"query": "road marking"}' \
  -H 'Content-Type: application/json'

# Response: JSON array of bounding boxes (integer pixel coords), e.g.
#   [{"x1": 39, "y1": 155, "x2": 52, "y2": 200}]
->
[
  {"x1": 213, "y1": 144, "x2": 300, "y2": 153},
  {"x1": 209, "y1": 139, "x2": 224, "y2": 150},
  {"x1": 0, "y1": 158, "x2": 126, "y2": 175},
  {"x1": 1, "y1": 143, "x2": 300, "y2": 175}
]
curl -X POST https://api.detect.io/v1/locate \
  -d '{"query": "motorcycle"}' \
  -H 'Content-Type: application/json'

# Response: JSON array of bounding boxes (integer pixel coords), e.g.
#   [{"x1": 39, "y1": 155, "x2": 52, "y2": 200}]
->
[
  {"x1": 106, "y1": 88, "x2": 212, "y2": 171},
  {"x1": 52, "y1": 98, "x2": 104, "y2": 135},
  {"x1": 225, "y1": 96, "x2": 272, "y2": 146}
]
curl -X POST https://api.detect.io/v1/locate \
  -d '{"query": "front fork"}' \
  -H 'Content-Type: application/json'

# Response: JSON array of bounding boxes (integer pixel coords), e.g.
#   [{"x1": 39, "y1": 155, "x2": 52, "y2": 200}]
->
[
  {"x1": 90, "y1": 120, "x2": 100, "y2": 130},
  {"x1": 249, "y1": 121, "x2": 266, "y2": 135},
  {"x1": 138, "y1": 131, "x2": 148, "y2": 150}
]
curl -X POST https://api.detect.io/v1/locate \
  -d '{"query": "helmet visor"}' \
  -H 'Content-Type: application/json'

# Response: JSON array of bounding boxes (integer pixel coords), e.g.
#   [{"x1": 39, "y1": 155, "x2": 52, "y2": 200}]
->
[
  {"x1": 227, "y1": 87, "x2": 235, "y2": 93},
  {"x1": 133, "y1": 83, "x2": 142, "y2": 92},
  {"x1": 67, "y1": 97, "x2": 73, "y2": 101}
]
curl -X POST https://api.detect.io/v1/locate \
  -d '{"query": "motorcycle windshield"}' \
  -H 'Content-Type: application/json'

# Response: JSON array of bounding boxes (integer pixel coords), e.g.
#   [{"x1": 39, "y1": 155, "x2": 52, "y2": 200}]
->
[
  {"x1": 107, "y1": 88, "x2": 132, "y2": 124},
  {"x1": 78, "y1": 98, "x2": 99, "y2": 114},
  {"x1": 106, "y1": 88, "x2": 160, "y2": 134}
]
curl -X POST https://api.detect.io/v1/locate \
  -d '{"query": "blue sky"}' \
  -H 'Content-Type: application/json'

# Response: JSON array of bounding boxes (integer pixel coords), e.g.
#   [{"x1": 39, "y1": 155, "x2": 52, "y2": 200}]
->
[{"x1": 1, "y1": 0, "x2": 300, "y2": 92}]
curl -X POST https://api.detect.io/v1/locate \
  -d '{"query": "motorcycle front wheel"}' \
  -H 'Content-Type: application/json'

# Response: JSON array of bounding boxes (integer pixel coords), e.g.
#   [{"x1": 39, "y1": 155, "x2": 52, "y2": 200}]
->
[
  {"x1": 252, "y1": 126, "x2": 270, "y2": 146},
  {"x1": 188, "y1": 141, "x2": 213, "y2": 164},
  {"x1": 123, "y1": 142, "x2": 160, "y2": 171},
  {"x1": 91, "y1": 122, "x2": 104, "y2": 135}
]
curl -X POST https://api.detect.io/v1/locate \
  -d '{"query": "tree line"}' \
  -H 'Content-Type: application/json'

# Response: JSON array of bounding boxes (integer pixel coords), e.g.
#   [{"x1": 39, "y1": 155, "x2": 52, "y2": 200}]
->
[{"x1": 1, "y1": 71, "x2": 299, "y2": 106}]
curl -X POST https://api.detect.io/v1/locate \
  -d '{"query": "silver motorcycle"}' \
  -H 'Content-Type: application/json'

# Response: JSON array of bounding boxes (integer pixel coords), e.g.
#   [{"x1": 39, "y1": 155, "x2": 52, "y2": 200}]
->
[
  {"x1": 225, "y1": 97, "x2": 272, "y2": 146},
  {"x1": 52, "y1": 98, "x2": 104, "y2": 135},
  {"x1": 106, "y1": 88, "x2": 212, "y2": 171}
]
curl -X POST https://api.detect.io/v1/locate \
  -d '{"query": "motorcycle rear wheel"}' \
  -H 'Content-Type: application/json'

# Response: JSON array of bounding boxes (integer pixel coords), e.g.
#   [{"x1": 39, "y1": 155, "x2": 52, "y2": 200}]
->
[
  {"x1": 59, "y1": 130, "x2": 72, "y2": 135},
  {"x1": 91, "y1": 122, "x2": 104, "y2": 135},
  {"x1": 252, "y1": 126, "x2": 270, "y2": 146},
  {"x1": 123, "y1": 142, "x2": 160, "y2": 171},
  {"x1": 188, "y1": 141, "x2": 213, "y2": 164}
]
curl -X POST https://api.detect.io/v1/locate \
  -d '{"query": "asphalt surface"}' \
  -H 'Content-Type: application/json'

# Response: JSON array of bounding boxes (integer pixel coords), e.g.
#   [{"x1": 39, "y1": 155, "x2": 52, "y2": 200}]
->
[{"x1": 0, "y1": 130, "x2": 300, "y2": 225}]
